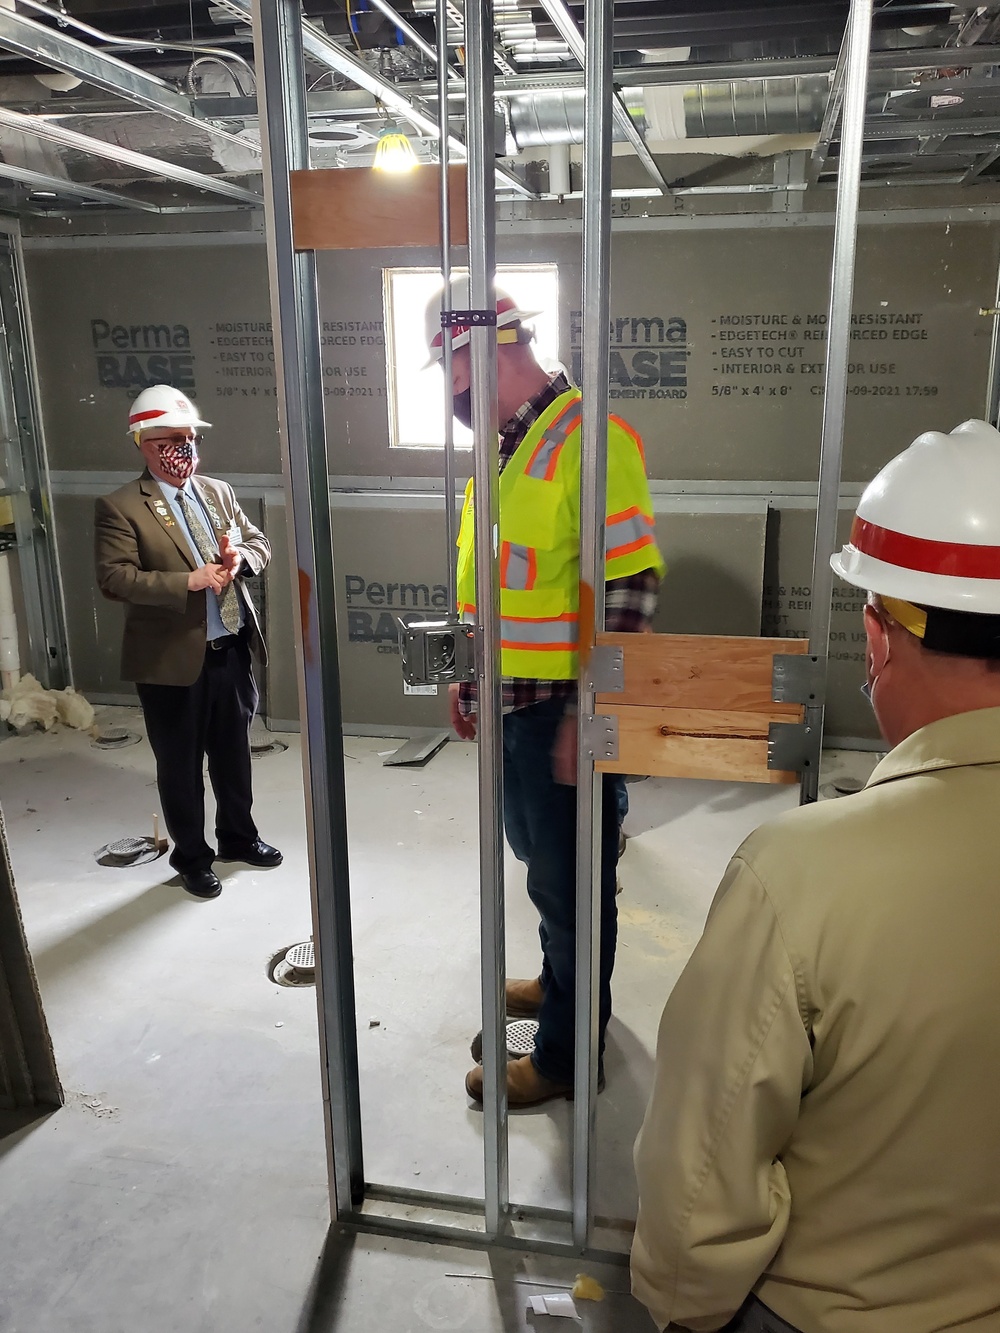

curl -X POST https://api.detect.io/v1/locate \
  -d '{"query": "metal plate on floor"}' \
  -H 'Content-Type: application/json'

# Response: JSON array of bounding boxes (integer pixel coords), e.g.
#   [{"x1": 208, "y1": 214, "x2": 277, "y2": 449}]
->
[
  {"x1": 95, "y1": 835, "x2": 166, "y2": 867},
  {"x1": 251, "y1": 739, "x2": 288, "y2": 758},
  {"x1": 382, "y1": 729, "x2": 449, "y2": 768},
  {"x1": 91, "y1": 726, "x2": 142, "y2": 750},
  {"x1": 469, "y1": 1019, "x2": 539, "y2": 1064},
  {"x1": 268, "y1": 940, "x2": 316, "y2": 988}
]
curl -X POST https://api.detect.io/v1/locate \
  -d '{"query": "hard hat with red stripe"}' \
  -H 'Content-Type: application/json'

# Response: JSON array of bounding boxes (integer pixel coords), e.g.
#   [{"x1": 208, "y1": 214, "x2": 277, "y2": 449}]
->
[
  {"x1": 423, "y1": 275, "x2": 539, "y2": 368},
  {"x1": 127, "y1": 384, "x2": 212, "y2": 436},
  {"x1": 831, "y1": 420, "x2": 1000, "y2": 616}
]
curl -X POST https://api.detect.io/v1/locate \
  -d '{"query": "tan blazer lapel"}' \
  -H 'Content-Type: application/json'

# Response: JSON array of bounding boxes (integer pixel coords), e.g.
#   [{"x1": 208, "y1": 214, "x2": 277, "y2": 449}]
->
[{"x1": 138, "y1": 473, "x2": 197, "y2": 570}]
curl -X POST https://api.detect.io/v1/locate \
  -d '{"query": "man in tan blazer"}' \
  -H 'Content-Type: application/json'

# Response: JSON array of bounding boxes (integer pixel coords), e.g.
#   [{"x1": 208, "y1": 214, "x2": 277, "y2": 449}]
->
[
  {"x1": 632, "y1": 419, "x2": 1000, "y2": 1333},
  {"x1": 94, "y1": 384, "x2": 281, "y2": 900}
]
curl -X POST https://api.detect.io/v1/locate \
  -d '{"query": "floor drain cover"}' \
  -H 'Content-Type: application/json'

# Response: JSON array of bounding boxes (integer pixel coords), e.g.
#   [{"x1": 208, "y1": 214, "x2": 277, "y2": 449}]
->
[
  {"x1": 285, "y1": 941, "x2": 315, "y2": 971},
  {"x1": 469, "y1": 1020, "x2": 540, "y2": 1064},
  {"x1": 251, "y1": 739, "x2": 288, "y2": 758},
  {"x1": 268, "y1": 940, "x2": 316, "y2": 988},
  {"x1": 833, "y1": 776, "x2": 864, "y2": 795},
  {"x1": 95, "y1": 835, "x2": 166, "y2": 867},
  {"x1": 92, "y1": 726, "x2": 142, "y2": 750}
]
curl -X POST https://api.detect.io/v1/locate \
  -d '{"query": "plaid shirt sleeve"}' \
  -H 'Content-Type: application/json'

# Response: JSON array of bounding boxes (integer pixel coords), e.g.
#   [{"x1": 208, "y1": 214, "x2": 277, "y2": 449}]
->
[{"x1": 604, "y1": 568, "x2": 660, "y2": 635}]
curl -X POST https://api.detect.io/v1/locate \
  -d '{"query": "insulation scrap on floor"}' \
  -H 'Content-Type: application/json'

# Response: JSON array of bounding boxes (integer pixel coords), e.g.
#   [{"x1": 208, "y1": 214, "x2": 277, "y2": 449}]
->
[
  {"x1": 0, "y1": 674, "x2": 95, "y2": 733},
  {"x1": 572, "y1": 1274, "x2": 606, "y2": 1302}
]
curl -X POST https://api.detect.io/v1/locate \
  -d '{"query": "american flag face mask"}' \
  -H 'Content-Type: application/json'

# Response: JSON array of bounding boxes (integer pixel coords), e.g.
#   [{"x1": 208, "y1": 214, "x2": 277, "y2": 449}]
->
[{"x1": 155, "y1": 436, "x2": 199, "y2": 482}]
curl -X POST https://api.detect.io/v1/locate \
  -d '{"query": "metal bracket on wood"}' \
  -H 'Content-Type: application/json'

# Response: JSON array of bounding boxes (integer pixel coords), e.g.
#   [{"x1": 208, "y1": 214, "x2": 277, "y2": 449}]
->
[
  {"x1": 581, "y1": 714, "x2": 619, "y2": 762},
  {"x1": 583, "y1": 644, "x2": 624, "y2": 694},
  {"x1": 768, "y1": 721, "x2": 816, "y2": 773},
  {"x1": 772, "y1": 653, "x2": 825, "y2": 706}
]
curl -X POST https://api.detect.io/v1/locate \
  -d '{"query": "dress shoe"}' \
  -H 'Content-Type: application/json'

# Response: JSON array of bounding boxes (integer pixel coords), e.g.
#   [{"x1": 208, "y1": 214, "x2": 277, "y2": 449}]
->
[
  {"x1": 466, "y1": 1055, "x2": 573, "y2": 1108},
  {"x1": 506, "y1": 975, "x2": 544, "y2": 1017},
  {"x1": 180, "y1": 869, "x2": 222, "y2": 899},
  {"x1": 217, "y1": 838, "x2": 283, "y2": 868}
]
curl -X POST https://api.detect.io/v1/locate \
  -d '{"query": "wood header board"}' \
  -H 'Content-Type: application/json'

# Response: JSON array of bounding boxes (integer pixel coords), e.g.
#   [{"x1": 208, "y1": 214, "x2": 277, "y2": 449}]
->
[
  {"x1": 595, "y1": 633, "x2": 809, "y2": 785},
  {"x1": 290, "y1": 165, "x2": 469, "y2": 251}
]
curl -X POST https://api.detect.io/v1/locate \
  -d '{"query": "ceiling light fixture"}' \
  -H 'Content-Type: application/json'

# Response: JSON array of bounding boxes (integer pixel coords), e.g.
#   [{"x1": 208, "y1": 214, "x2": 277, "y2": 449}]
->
[{"x1": 373, "y1": 120, "x2": 418, "y2": 172}]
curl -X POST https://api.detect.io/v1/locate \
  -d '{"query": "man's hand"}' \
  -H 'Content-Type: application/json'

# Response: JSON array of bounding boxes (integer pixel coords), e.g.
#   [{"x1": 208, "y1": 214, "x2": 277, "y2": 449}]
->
[
  {"x1": 218, "y1": 533, "x2": 242, "y2": 579},
  {"x1": 449, "y1": 683, "x2": 477, "y2": 741},
  {"x1": 188, "y1": 563, "x2": 230, "y2": 593},
  {"x1": 552, "y1": 712, "x2": 578, "y2": 786}
]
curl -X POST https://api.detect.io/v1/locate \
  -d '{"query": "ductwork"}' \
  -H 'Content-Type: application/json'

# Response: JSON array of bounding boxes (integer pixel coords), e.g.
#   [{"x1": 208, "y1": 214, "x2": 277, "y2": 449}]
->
[{"x1": 509, "y1": 76, "x2": 832, "y2": 148}]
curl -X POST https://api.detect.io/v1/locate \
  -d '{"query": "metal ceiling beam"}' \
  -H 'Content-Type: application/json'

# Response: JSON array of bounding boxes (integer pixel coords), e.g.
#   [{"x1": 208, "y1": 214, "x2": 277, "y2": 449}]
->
[
  {"x1": 0, "y1": 8, "x2": 259, "y2": 156},
  {"x1": 0, "y1": 160, "x2": 163, "y2": 211},
  {"x1": 0, "y1": 105, "x2": 262, "y2": 203},
  {"x1": 962, "y1": 145, "x2": 1000, "y2": 184},
  {"x1": 215, "y1": 0, "x2": 531, "y2": 195},
  {"x1": 365, "y1": 0, "x2": 460, "y2": 79},
  {"x1": 808, "y1": 18, "x2": 850, "y2": 186},
  {"x1": 534, "y1": 0, "x2": 670, "y2": 194},
  {"x1": 863, "y1": 117, "x2": 1000, "y2": 139}
]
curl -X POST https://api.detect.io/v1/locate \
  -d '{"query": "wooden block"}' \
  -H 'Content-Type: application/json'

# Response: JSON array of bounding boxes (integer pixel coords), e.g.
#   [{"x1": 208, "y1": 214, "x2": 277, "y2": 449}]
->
[
  {"x1": 596, "y1": 632, "x2": 809, "y2": 714},
  {"x1": 290, "y1": 165, "x2": 469, "y2": 251},
  {"x1": 596, "y1": 705, "x2": 799, "y2": 784}
]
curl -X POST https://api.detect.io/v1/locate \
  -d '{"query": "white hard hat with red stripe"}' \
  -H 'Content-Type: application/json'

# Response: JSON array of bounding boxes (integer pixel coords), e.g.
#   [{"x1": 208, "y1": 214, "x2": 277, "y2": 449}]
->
[
  {"x1": 424, "y1": 274, "x2": 539, "y2": 367},
  {"x1": 831, "y1": 418, "x2": 1000, "y2": 614},
  {"x1": 128, "y1": 384, "x2": 212, "y2": 435}
]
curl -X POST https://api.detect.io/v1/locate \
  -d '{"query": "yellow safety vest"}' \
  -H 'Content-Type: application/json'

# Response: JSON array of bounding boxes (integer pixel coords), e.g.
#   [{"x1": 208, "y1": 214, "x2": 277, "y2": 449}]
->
[{"x1": 456, "y1": 389, "x2": 665, "y2": 680}]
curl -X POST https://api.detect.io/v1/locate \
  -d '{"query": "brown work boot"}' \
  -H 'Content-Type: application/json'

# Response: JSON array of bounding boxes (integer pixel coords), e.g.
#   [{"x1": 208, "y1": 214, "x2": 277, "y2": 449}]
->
[
  {"x1": 505, "y1": 976, "x2": 544, "y2": 1017},
  {"x1": 465, "y1": 1055, "x2": 572, "y2": 1108}
]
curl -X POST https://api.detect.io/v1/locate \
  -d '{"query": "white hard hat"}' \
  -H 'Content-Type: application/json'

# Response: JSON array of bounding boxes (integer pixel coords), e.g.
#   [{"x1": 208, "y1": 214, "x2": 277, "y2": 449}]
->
[
  {"x1": 831, "y1": 418, "x2": 1000, "y2": 615},
  {"x1": 128, "y1": 385, "x2": 212, "y2": 435},
  {"x1": 423, "y1": 275, "x2": 539, "y2": 367}
]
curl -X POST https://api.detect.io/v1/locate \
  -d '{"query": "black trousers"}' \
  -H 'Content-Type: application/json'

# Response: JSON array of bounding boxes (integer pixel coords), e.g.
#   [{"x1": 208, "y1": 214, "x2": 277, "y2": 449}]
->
[
  {"x1": 137, "y1": 632, "x2": 259, "y2": 874},
  {"x1": 720, "y1": 1296, "x2": 802, "y2": 1333}
]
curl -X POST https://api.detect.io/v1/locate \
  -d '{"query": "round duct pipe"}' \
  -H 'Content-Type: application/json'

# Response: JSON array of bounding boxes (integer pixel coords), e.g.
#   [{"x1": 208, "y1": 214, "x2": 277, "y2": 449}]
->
[{"x1": 509, "y1": 76, "x2": 831, "y2": 148}]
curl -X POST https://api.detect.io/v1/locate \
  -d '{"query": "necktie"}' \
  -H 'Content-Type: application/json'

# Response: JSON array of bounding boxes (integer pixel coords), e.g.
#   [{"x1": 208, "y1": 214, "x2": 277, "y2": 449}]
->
[{"x1": 177, "y1": 489, "x2": 242, "y2": 636}]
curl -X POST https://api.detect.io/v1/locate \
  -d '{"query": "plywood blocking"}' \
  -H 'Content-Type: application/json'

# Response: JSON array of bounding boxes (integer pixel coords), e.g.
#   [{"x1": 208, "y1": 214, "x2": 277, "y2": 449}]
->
[
  {"x1": 595, "y1": 633, "x2": 809, "y2": 784},
  {"x1": 290, "y1": 165, "x2": 469, "y2": 251}
]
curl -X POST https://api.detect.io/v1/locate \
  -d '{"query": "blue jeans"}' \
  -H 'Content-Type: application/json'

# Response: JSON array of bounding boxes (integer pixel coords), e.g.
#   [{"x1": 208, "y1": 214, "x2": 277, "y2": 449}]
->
[{"x1": 502, "y1": 697, "x2": 619, "y2": 1084}]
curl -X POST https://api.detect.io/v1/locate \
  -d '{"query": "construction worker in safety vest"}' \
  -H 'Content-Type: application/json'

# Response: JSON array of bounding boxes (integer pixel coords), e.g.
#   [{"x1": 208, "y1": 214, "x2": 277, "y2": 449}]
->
[
  {"x1": 425, "y1": 277, "x2": 665, "y2": 1109},
  {"x1": 633, "y1": 419, "x2": 1000, "y2": 1333}
]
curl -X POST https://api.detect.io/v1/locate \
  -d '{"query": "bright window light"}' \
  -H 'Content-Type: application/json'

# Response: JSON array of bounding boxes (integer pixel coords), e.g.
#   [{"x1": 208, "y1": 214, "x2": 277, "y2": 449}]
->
[{"x1": 384, "y1": 264, "x2": 561, "y2": 450}]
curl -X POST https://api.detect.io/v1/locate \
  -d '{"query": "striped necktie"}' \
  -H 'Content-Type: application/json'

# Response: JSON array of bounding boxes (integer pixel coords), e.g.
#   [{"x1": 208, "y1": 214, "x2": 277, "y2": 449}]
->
[{"x1": 177, "y1": 489, "x2": 242, "y2": 636}]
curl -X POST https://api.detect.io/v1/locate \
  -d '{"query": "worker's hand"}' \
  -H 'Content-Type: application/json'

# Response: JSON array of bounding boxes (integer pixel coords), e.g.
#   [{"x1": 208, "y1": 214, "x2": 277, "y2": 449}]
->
[
  {"x1": 552, "y1": 712, "x2": 578, "y2": 786},
  {"x1": 449, "y1": 683, "x2": 477, "y2": 741},
  {"x1": 218, "y1": 533, "x2": 242, "y2": 578},
  {"x1": 188, "y1": 562, "x2": 229, "y2": 593}
]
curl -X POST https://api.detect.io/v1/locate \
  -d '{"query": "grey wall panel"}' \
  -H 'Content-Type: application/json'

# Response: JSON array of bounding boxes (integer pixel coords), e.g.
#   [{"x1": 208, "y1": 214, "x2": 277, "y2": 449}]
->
[
  {"x1": 331, "y1": 506, "x2": 451, "y2": 729},
  {"x1": 28, "y1": 219, "x2": 998, "y2": 740},
  {"x1": 54, "y1": 493, "x2": 134, "y2": 698},
  {"x1": 261, "y1": 499, "x2": 300, "y2": 728},
  {"x1": 652, "y1": 511, "x2": 766, "y2": 637}
]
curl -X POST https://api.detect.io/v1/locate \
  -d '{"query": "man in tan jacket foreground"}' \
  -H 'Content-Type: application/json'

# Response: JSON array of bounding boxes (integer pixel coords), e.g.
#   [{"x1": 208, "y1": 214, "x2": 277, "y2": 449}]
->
[{"x1": 632, "y1": 419, "x2": 1000, "y2": 1333}]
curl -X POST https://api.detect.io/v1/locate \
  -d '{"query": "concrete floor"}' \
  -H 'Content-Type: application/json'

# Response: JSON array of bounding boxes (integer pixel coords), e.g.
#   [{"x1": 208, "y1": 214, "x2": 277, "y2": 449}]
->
[{"x1": 0, "y1": 708, "x2": 877, "y2": 1332}]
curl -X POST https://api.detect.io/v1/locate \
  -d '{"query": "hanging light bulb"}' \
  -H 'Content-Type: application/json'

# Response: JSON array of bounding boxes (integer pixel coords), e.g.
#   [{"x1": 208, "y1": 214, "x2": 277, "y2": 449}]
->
[{"x1": 373, "y1": 120, "x2": 418, "y2": 173}]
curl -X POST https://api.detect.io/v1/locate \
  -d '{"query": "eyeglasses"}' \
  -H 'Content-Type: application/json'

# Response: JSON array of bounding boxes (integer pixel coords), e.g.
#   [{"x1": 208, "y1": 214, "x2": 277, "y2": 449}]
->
[{"x1": 144, "y1": 433, "x2": 204, "y2": 447}]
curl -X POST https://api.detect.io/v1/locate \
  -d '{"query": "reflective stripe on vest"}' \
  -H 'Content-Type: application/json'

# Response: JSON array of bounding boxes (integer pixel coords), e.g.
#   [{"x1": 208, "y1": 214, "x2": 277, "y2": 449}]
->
[
  {"x1": 501, "y1": 613, "x2": 578, "y2": 652},
  {"x1": 523, "y1": 399, "x2": 582, "y2": 480},
  {"x1": 607, "y1": 505, "x2": 656, "y2": 560},
  {"x1": 500, "y1": 541, "x2": 537, "y2": 591}
]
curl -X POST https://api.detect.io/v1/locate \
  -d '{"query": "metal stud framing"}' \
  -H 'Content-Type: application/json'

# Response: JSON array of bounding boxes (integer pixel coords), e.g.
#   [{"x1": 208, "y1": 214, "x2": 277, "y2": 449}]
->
[
  {"x1": 250, "y1": 0, "x2": 871, "y2": 1262},
  {"x1": 802, "y1": 0, "x2": 875, "y2": 802}
]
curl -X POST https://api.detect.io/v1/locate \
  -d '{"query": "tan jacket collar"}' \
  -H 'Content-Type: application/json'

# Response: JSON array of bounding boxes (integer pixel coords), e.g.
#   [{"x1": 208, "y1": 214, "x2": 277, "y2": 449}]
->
[{"x1": 868, "y1": 706, "x2": 1000, "y2": 788}]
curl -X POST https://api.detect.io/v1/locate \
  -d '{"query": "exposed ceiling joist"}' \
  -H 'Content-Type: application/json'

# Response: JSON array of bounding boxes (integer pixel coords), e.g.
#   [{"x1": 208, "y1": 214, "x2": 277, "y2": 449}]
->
[
  {"x1": 0, "y1": 104, "x2": 262, "y2": 203},
  {"x1": 216, "y1": 0, "x2": 534, "y2": 196},
  {"x1": 0, "y1": 159, "x2": 163, "y2": 211},
  {"x1": 535, "y1": 0, "x2": 670, "y2": 195},
  {"x1": 0, "y1": 7, "x2": 260, "y2": 156}
]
